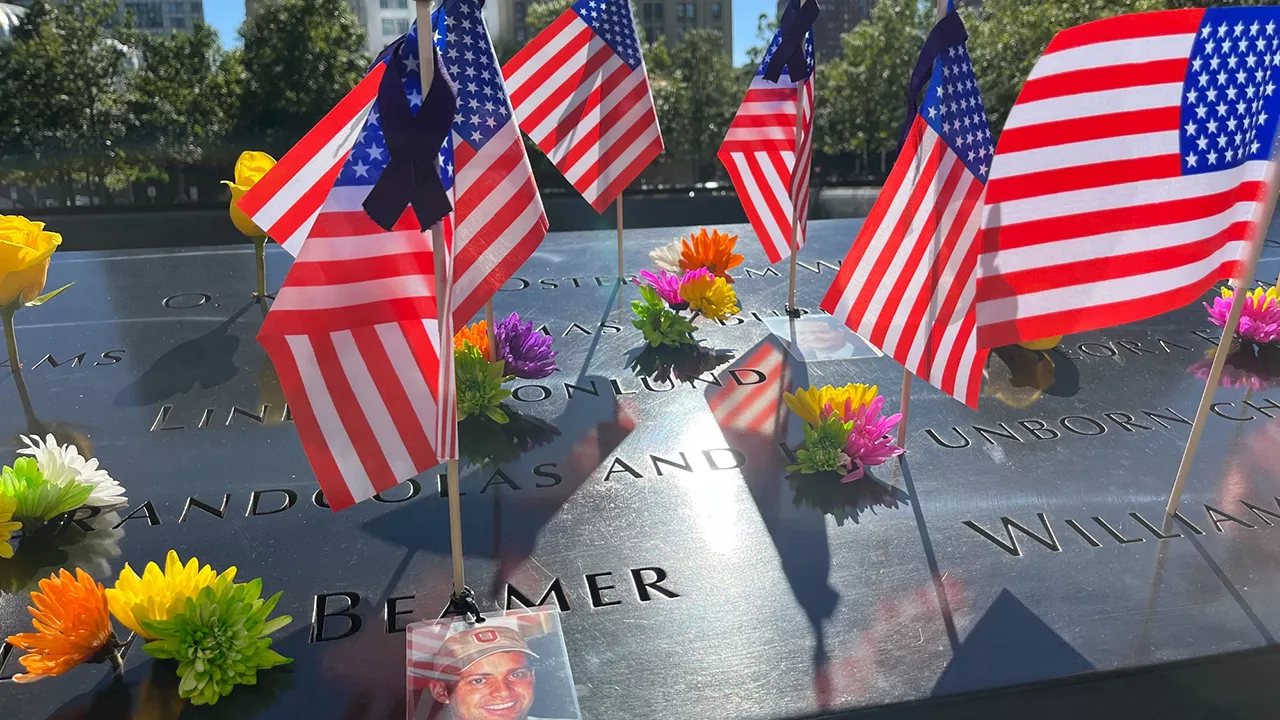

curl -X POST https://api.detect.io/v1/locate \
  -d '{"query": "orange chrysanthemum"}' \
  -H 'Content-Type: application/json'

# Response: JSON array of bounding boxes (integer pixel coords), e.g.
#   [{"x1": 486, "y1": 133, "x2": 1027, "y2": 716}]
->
[
  {"x1": 454, "y1": 320, "x2": 490, "y2": 358},
  {"x1": 6, "y1": 569, "x2": 119, "y2": 683},
  {"x1": 679, "y1": 228, "x2": 744, "y2": 281}
]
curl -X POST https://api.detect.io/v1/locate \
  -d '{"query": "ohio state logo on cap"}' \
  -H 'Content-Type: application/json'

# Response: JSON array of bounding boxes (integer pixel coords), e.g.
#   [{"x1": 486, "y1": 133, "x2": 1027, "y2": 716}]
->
[{"x1": 472, "y1": 629, "x2": 500, "y2": 644}]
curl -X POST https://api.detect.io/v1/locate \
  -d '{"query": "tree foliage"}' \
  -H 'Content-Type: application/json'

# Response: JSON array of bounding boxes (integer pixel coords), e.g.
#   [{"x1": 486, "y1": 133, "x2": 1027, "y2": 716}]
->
[
  {"x1": 127, "y1": 22, "x2": 243, "y2": 169},
  {"x1": 814, "y1": 0, "x2": 930, "y2": 156},
  {"x1": 0, "y1": 0, "x2": 135, "y2": 195},
  {"x1": 656, "y1": 29, "x2": 740, "y2": 182},
  {"x1": 525, "y1": 0, "x2": 574, "y2": 37},
  {"x1": 235, "y1": 0, "x2": 370, "y2": 153}
]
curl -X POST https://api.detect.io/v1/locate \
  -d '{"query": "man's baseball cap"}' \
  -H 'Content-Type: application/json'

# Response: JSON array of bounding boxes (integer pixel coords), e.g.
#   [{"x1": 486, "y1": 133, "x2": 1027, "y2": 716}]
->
[{"x1": 442, "y1": 625, "x2": 539, "y2": 675}]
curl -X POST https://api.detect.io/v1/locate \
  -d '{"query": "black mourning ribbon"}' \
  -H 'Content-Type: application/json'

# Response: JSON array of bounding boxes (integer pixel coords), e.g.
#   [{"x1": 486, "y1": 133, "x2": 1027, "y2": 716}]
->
[
  {"x1": 362, "y1": 39, "x2": 458, "y2": 232},
  {"x1": 763, "y1": 0, "x2": 820, "y2": 83},
  {"x1": 899, "y1": 10, "x2": 967, "y2": 153}
]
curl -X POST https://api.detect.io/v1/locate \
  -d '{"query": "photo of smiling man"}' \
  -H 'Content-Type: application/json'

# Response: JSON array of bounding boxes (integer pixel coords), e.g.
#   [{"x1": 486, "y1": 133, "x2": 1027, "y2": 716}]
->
[{"x1": 408, "y1": 610, "x2": 581, "y2": 720}]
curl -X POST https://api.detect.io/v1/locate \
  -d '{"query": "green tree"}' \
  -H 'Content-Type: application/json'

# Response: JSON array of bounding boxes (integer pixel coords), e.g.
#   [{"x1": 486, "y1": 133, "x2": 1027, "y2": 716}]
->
[
  {"x1": 658, "y1": 29, "x2": 739, "y2": 182},
  {"x1": 126, "y1": 22, "x2": 244, "y2": 192},
  {"x1": 963, "y1": 0, "x2": 1165, "y2": 136},
  {"x1": 236, "y1": 0, "x2": 370, "y2": 152},
  {"x1": 525, "y1": 0, "x2": 573, "y2": 37},
  {"x1": 0, "y1": 0, "x2": 135, "y2": 203},
  {"x1": 815, "y1": 0, "x2": 931, "y2": 158}
]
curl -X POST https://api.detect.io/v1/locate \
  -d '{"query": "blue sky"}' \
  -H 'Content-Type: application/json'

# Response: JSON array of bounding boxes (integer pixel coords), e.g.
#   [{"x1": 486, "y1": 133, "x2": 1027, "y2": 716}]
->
[{"x1": 206, "y1": 0, "x2": 772, "y2": 64}]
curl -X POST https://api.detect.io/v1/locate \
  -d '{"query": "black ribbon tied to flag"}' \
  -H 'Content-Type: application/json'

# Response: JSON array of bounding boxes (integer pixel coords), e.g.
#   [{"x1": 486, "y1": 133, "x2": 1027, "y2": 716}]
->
[
  {"x1": 763, "y1": 0, "x2": 820, "y2": 83},
  {"x1": 899, "y1": 10, "x2": 967, "y2": 154},
  {"x1": 363, "y1": 39, "x2": 458, "y2": 232}
]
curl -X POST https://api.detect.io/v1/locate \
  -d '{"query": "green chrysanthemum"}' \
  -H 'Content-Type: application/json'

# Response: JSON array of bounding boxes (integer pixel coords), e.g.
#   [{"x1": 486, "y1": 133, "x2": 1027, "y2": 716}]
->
[
  {"x1": 631, "y1": 285, "x2": 697, "y2": 348},
  {"x1": 787, "y1": 412, "x2": 854, "y2": 475},
  {"x1": 0, "y1": 457, "x2": 92, "y2": 531},
  {"x1": 456, "y1": 342, "x2": 514, "y2": 424},
  {"x1": 141, "y1": 576, "x2": 292, "y2": 706}
]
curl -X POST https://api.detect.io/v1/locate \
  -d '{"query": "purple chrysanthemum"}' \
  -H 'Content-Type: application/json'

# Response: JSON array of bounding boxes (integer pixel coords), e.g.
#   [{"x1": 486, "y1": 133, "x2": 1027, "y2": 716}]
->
[
  {"x1": 828, "y1": 396, "x2": 904, "y2": 482},
  {"x1": 1205, "y1": 286, "x2": 1280, "y2": 346},
  {"x1": 494, "y1": 313, "x2": 558, "y2": 380}
]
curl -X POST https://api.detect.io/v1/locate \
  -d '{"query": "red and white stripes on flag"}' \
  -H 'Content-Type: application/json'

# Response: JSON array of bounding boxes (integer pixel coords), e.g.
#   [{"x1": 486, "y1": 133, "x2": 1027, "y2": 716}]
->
[
  {"x1": 502, "y1": 0, "x2": 663, "y2": 213},
  {"x1": 821, "y1": 31, "x2": 993, "y2": 409},
  {"x1": 240, "y1": 0, "x2": 548, "y2": 327},
  {"x1": 237, "y1": 69, "x2": 382, "y2": 256},
  {"x1": 718, "y1": 28, "x2": 815, "y2": 263},
  {"x1": 976, "y1": 8, "x2": 1280, "y2": 348},
  {"x1": 257, "y1": 27, "x2": 457, "y2": 512}
]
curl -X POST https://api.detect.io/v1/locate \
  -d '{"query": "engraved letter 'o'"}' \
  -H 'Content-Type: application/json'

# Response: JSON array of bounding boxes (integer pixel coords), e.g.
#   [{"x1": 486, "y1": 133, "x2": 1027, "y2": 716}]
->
[
  {"x1": 1060, "y1": 415, "x2": 1107, "y2": 436},
  {"x1": 163, "y1": 292, "x2": 212, "y2": 309},
  {"x1": 1078, "y1": 342, "x2": 1117, "y2": 358},
  {"x1": 512, "y1": 384, "x2": 552, "y2": 403}
]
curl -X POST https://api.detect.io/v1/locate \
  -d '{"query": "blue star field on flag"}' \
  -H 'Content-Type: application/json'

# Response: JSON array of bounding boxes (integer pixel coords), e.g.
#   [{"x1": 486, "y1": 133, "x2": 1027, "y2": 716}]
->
[
  {"x1": 920, "y1": 42, "x2": 994, "y2": 180},
  {"x1": 573, "y1": 0, "x2": 643, "y2": 70},
  {"x1": 1179, "y1": 8, "x2": 1280, "y2": 175}
]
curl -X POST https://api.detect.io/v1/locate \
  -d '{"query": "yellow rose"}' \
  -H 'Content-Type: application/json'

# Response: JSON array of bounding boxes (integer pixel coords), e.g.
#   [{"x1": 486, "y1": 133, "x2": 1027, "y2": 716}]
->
[
  {"x1": 1019, "y1": 335, "x2": 1063, "y2": 351},
  {"x1": 0, "y1": 215, "x2": 62, "y2": 307},
  {"x1": 222, "y1": 150, "x2": 277, "y2": 238}
]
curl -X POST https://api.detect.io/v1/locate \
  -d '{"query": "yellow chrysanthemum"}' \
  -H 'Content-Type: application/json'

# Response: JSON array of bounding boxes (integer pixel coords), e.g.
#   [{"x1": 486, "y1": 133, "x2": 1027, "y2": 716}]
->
[
  {"x1": 678, "y1": 272, "x2": 740, "y2": 321},
  {"x1": 679, "y1": 228, "x2": 744, "y2": 281},
  {"x1": 0, "y1": 493, "x2": 21, "y2": 559},
  {"x1": 784, "y1": 384, "x2": 879, "y2": 427},
  {"x1": 106, "y1": 551, "x2": 235, "y2": 640},
  {"x1": 454, "y1": 320, "x2": 490, "y2": 358}
]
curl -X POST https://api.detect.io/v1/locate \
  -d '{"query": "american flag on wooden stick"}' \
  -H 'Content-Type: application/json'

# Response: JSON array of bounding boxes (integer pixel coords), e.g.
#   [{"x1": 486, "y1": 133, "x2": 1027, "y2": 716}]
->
[
  {"x1": 257, "y1": 24, "x2": 457, "y2": 511},
  {"x1": 822, "y1": 11, "x2": 990, "y2": 408},
  {"x1": 977, "y1": 7, "x2": 1280, "y2": 349},
  {"x1": 718, "y1": 0, "x2": 816, "y2": 264},
  {"x1": 502, "y1": 0, "x2": 663, "y2": 213},
  {"x1": 240, "y1": 0, "x2": 547, "y2": 326}
]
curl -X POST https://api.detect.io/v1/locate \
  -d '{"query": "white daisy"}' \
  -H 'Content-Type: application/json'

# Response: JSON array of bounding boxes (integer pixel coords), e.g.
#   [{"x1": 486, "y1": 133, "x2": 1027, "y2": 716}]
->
[
  {"x1": 648, "y1": 238, "x2": 684, "y2": 272},
  {"x1": 18, "y1": 434, "x2": 127, "y2": 509}
]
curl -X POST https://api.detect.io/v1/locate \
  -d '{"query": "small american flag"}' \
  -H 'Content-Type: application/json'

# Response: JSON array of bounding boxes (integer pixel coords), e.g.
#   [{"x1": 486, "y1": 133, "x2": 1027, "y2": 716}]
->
[
  {"x1": 718, "y1": 0, "x2": 816, "y2": 264},
  {"x1": 977, "y1": 7, "x2": 1280, "y2": 349},
  {"x1": 240, "y1": 3, "x2": 546, "y2": 326},
  {"x1": 257, "y1": 25, "x2": 457, "y2": 511},
  {"x1": 821, "y1": 12, "x2": 990, "y2": 408},
  {"x1": 236, "y1": 71, "x2": 381, "y2": 256},
  {"x1": 433, "y1": 0, "x2": 548, "y2": 323},
  {"x1": 502, "y1": 0, "x2": 663, "y2": 212}
]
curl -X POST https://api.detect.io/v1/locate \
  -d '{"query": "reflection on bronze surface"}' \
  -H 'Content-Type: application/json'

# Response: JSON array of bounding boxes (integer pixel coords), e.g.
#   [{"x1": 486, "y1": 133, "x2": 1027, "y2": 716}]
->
[
  {"x1": 788, "y1": 473, "x2": 908, "y2": 527},
  {"x1": 986, "y1": 345, "x2": 1058, "y2": 408},
  {"x1": 458, "y1": 408, "x2": 561, "y2": 468},
  {"x1": 0, "y1": 508, "x2": 123, "y2": 595},
  {"x1": 1187, "y1": 341, "x2": 1280, "y2": 391},
  {"x1": 628, "y1": 344, "x2": 734, "y2": 386}
]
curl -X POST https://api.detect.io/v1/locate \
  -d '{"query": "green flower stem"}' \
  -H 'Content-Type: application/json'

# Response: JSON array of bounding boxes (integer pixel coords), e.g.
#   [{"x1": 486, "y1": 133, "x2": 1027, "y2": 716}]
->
[
  {"x1": 1, "y1": 302, "x2": 37, "y2": 426},
  {"x1": 253, "y1": 236, "x2": 268, "y2": 301}
]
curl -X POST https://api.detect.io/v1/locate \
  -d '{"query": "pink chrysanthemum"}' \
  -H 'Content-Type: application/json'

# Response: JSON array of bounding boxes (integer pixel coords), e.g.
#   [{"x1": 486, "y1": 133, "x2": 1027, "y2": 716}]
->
[
  {"x1": 829, "y1": 396, "x2": 904, "y2": 482},
  {"x1": 638, "y1": 270, "x2": 684, "y2": 307},
  {"x1": 1204, "y1": 286, "x2": 1280, "y2": 346}
]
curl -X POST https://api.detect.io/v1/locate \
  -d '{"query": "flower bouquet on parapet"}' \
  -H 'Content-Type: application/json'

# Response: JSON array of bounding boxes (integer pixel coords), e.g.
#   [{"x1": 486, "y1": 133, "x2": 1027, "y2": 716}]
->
[
  {"x1": 5, "y1": 551, "x2": 293, "y2": 706},
  {"x1": 0, "y1": 436, "x2": 128, "y2": 593},
  {"x1": 630, "y1": 228, "x2": 744, "y2": 378},
  {"x1": 783, "y1": 385, "x2": 904, "y2": 481},
  {"x1": 1205, "y1": 284, "x2": 1280, "y2": 355},
  {"x1": 454, "y1": 313, "x2": 561, "y2": 465}
]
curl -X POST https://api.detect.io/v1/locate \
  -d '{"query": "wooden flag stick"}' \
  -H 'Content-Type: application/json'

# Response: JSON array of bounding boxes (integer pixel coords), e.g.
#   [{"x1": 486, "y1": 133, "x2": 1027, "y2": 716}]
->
[
  {"x1": 418, "y1": 2, "x2": 468, "y2": 600},
  {"x1": 896, "y1": 370, "x2": 912, "y2": 446},
  {"x1": 1165, "y1": 169, "x2": 1278, "y2": 515},
  {"x1": 616, "y1": 194, "x2": 625, "y2": 280},
  {"x1": 484, "y1": 299, "x2": 497, "y2": 361},
  {"x1": 786, "y1": 85, "x2": 803, "y2": 314},
  {"x1": 893, "y1": 0, "x2": 948, "y2": 448}
]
